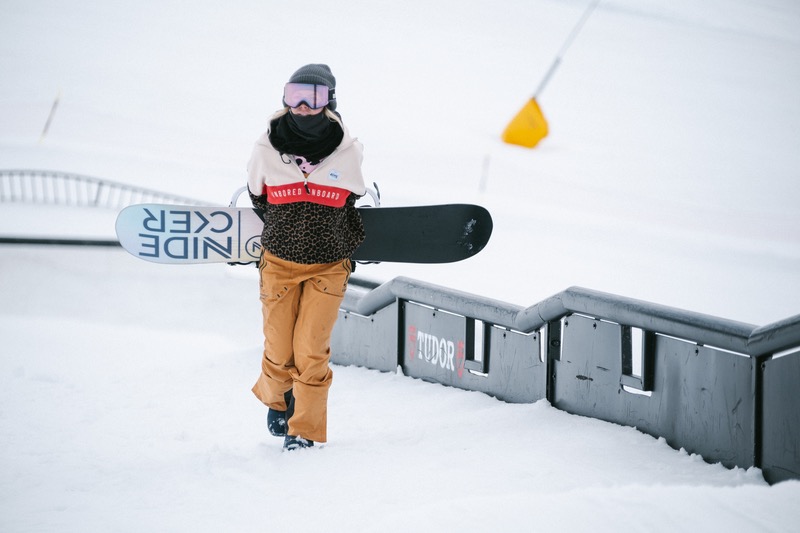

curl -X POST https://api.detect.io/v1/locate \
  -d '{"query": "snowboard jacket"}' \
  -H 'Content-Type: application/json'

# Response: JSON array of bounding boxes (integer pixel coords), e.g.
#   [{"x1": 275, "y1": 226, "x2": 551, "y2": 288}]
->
[{"x1": 247, "y1": 110, "x2": 366, "y2": 264}]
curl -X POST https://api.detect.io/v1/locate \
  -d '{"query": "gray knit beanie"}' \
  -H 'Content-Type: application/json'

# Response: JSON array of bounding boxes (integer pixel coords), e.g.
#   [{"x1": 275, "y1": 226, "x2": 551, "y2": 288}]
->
[{"x1": 288, "y1": 64, "x2": 337, "y2": 110}]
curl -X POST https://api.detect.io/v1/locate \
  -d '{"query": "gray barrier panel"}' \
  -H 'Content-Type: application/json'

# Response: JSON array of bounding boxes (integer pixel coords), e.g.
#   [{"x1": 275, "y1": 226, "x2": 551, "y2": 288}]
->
[
  {"x1": 331, "y1": 303, "x2": 398, "y2": 373},
  {"x1": 551, "y1": 315, "x2": 757, "y2": 469},
  {"x1": 761, "y1": 351, "x2": 800, "y2": 483},
  {"x1": 400, "y1": 302, "x2": 546, "y2": 403}
]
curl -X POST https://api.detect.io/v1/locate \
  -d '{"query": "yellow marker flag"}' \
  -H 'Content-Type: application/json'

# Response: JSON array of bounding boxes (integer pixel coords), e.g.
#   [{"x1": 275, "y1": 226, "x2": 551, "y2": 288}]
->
[
  {"x1": 501, "y1": 98, "x2": 549, "y2": 148},
  {"x1": 501, "y1": 0, "x2": 600, "y2": 149}
]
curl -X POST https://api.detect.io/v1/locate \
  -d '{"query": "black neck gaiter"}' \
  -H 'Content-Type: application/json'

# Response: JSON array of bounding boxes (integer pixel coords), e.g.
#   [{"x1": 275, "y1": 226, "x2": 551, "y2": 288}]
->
[{"x1": 269, "y1": 111, "x2": 344, "y2": 165}]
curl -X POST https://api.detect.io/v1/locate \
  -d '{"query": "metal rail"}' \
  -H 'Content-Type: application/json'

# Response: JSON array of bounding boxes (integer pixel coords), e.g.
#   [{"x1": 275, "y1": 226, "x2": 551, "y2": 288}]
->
[{"x1": 0, "y1": 169, "x2": 213, "y2": 209}]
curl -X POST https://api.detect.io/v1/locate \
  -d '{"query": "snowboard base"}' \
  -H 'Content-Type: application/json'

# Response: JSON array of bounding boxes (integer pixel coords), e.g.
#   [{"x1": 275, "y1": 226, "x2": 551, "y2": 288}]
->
[{"x1": 115, "y1": 203, "x2": 492, "y2": 264}]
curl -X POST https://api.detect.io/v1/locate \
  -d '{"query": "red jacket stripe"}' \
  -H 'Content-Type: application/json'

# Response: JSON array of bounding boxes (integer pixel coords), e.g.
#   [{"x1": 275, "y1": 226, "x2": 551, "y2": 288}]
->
[{"x1": 264, "y1": 182, "x2": 349, "y2": 208}]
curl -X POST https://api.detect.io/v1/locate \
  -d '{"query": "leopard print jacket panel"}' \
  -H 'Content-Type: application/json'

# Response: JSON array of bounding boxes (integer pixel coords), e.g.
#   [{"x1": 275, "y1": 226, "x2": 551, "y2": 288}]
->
[{"x1": 250, "y1": 190, "x2": 365, "y2": 265}]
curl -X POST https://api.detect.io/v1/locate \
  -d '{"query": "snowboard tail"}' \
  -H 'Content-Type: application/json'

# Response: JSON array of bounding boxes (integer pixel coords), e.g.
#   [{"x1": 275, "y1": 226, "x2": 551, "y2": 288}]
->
[{"x1": 353, "y1": 205, "x2": 492, "y2": 263}]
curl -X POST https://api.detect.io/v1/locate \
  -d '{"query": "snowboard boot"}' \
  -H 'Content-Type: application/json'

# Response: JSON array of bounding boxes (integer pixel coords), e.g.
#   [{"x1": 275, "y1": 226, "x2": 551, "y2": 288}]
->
[
  {"x1": 267, "y1": 389, "x2": 294, "y2": 437},
  {"x1": 283, "y1": 434, "x2": 314, "y2": 451}
]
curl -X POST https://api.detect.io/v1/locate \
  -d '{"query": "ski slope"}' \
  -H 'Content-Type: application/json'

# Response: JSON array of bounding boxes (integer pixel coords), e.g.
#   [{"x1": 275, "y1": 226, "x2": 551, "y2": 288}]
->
[
  {"x1": 2, "y1": 244, "x2": 797, "y2": 532},
  {"x1": 2, "y1": 1, "x2": 800, "y2": 531}
]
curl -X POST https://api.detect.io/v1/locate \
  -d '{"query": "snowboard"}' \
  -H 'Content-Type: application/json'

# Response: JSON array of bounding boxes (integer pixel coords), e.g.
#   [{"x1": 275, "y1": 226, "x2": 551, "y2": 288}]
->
[{"x1": 115, "y1": 203, "x2": 492, "y2": 264}]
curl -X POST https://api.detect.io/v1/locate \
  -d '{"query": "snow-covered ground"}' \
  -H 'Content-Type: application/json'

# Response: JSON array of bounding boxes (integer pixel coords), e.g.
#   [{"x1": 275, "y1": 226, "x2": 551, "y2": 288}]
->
[
  {"x1": 2, "y1": 0, "x2": 799, "y2": 531},
  {"x1": 2, "y1": 245, "x2": 798, "y2": 532}
]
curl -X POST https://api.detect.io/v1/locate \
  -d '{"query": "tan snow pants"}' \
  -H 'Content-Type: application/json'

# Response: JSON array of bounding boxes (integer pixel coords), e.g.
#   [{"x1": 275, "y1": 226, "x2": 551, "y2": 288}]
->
[{"x1": 251, "y1": 249, "x2": 351, "y2": 443}]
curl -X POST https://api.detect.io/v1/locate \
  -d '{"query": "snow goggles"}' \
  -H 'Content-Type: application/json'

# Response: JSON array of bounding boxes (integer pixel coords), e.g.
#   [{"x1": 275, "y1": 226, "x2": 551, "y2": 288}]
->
[{"x1": 283, "y1": 83, "x2": 330, "y2": 109}]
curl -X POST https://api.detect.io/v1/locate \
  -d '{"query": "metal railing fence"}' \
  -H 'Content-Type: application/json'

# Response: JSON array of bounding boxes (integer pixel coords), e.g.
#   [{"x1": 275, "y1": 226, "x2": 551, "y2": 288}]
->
[{"x1": 0, "y1": 169, "x2": 213, "y2": 209}]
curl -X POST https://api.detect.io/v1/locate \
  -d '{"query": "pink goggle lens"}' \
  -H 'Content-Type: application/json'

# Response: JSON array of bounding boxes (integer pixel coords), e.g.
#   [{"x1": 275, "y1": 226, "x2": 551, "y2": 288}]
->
[{"x1": 283, "y1": 83, "x2": 330, "y2": 109}]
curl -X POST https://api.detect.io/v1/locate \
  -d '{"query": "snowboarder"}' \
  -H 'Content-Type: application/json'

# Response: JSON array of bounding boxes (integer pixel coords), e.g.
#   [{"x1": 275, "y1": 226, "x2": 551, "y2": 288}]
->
[{"x1": 247, "y1": 64, "x2": 367, "y2": 450}]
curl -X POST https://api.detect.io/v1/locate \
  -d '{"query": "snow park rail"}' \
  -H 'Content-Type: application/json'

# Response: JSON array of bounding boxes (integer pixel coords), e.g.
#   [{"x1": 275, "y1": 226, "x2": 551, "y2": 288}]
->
[
  {"x1": 0, "y1": 169, "x2": 212, "y2": 210},
  {"x1": 331, "y1": 276, "x2": 800, "y2": 484},
  {"x1": 0, "y1": 169, "x2": 215, "y2": 247}
]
